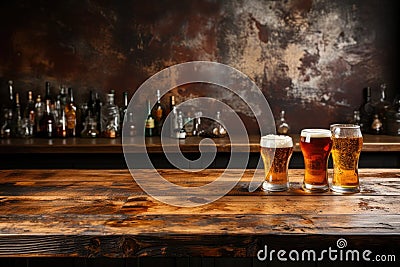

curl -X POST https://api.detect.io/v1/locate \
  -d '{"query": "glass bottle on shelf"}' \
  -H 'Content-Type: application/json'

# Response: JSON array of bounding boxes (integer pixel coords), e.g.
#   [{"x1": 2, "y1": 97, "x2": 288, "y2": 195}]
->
[
  {"x1": 39, "y1": 99, "x2": 56, "y2": 138},
  {"x1": 358, "y1": 87, "x2": 374, "y2": 133},
  {"x1": 65, "y1": 88, "x2": 77, "y2": 137},
  {"x1": 1, "y1": 80, "x2": 14, "y2": 133},
  {"x1": 125, "y1": 112, "x2": 136, "y2": 137},
  {"x1": 0, "y1": 110, "x2": 13, "y2": 138},
  {"x1": 80, "y1": 111, "x2": 99, "y2": 138},
  {"x1": 13, "y1": 92, "x2": 23, "y2": 137},
  {"x1": 212, "y1": 111, "x2": 227, "y2": 137},
  {"x1": 34, "y1": 94, "x2": 45, "y2": 136},
  {"x1": 56, "y1": 105, "x2": 67, "y2": 138},
  {"x1": 145, "y1": 100, "x2": 154, "y2": 137},
  {"x1": 101, "y1": 93, "x2": 120, "y2": 138},
  {"x1": 94, "y1": 92, "x2": 102, "y2": 133},
  {"x1": 184, "y1": 112, "x2": 194, "y2": 137},
  {"x1": 120, "y1": 91, "x2": 128, "y2": 130},
  {"x1": 177, "y1": 110, "x2": 186, "y2": 139},
  {"x1": 370, "y1": 114, "x2": 383, "y2": 135},
  {"x1": 192, "y1": 111, "x2": 203, "y2": 136},
  {"x1": 169, "y1": 96, "x2": 179, "y2": 138},
  {"x1": 276, "y1": 110, "x2": 290, "y2": 135},
  {"x1": 24, "y1": 91, "x2": 36, "y2": 137},
  {"x1": 373, "y1": 84, "x2": 391, "y2": 132},
  {"x1": 151, "y1": 90, "x2": 165, "y2": 136}
]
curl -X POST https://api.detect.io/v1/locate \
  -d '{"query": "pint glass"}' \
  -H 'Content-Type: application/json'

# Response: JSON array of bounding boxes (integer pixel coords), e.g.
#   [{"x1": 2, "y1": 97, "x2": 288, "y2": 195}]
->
[
  {"x1": 330, "y1": 124, "x2": 363, "y2": 193},
  {"x1": 260, "y1": 135, "x2": 293, "y2": 191},
  {"x1": 300, "y1": 129, "x2": 332, "y2": 192}
]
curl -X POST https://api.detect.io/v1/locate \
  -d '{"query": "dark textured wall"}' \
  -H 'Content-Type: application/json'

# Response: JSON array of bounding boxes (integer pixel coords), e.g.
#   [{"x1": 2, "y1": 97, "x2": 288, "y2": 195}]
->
[{"x1": 0, "y1": 0, "x2": 398, "y2": 134}]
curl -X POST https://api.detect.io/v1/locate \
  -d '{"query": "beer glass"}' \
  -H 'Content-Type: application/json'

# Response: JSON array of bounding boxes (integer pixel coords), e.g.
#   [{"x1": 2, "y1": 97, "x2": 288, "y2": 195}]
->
[
  {"x1": 300, "y1": 129, "x2": 332, "y2": 192},
  {"x1": 330, "y1": 124, "x2": 363, "y2": 193},
  {"x1": 260, "y1": 135, "x2": 293, "y2": 191}
]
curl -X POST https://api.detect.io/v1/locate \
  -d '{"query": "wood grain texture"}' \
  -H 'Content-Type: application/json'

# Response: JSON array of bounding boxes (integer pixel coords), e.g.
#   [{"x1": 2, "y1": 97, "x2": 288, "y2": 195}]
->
[
  {"x1": 0, "y1": 169, "x2": 399, "y2": 257},
  {"x1": 0, "y1": 134, "x2": 399, "y2": 153}
]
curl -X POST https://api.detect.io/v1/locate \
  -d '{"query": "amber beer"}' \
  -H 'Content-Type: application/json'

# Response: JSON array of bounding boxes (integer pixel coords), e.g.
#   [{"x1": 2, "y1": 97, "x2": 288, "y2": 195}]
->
[
  {"x1": 300, "y1": 129, "x2": 332, "y2": 191},
  {"x1": 331, "y1": 124, "x2": 363, "y2": 193},
  {"x1": 260, "y1": 135, "x2": 293, "y2": 191}
]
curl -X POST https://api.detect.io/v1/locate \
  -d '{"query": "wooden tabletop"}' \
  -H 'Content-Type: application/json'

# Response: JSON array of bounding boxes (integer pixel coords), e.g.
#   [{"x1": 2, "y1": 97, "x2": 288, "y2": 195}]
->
[
  {"x1": 0, "y1": 134, "x2": 399, "y2": 153},
  {"x1": 0, "y1": 168, "x2": 399, "y2": 258}
]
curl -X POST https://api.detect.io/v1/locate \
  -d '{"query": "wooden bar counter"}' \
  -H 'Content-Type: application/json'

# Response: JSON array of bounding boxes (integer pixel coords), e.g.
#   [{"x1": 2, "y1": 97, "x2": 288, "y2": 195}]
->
[
  {"x1": 1, "y1": 134, "x2": 399, "y2": 153},
  {"x1": 0, "y1": 168, "x2": 399, "y2": 262}
]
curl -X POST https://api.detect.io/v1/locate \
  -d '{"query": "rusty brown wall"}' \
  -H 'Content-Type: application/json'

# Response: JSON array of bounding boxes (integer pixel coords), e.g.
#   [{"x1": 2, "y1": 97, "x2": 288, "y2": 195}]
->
[{"x1": 0, "y1": 0, "x2": 399, "y2": 134}]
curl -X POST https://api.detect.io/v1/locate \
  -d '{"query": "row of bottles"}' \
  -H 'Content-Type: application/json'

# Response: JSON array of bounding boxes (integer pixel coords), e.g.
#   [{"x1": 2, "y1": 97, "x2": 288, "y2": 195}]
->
[
  {"x1": 144, "y1": 91, "x2": 226, "y2": 139},
  {"x1": 0, "y1": 81, "x2": 134, "y2": 139},
  {"x1": 1, "y1": 81, "x2": 227, "y2": 139},
  {"x1": 355, "y1": 84, "x2": 400, "y2": 135}
]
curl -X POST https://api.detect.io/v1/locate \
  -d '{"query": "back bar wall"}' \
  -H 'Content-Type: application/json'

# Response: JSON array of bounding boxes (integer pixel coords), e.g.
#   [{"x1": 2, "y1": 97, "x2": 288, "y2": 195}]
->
[{"x1": 0, "y1": 0, "x2": 398, "y2": 134}]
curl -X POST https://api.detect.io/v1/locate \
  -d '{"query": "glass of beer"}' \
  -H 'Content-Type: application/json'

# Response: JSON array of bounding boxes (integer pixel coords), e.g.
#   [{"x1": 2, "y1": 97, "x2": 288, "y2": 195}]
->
[
  {"x1": 300, "y1": 129, "x2": 332, "y2": 192},
  {"x1": 260, "y1": 135, "x2": 293, "y2": 191},
  {"x1": 330, "y1": 124, "x2": 363, "y2": 193}
]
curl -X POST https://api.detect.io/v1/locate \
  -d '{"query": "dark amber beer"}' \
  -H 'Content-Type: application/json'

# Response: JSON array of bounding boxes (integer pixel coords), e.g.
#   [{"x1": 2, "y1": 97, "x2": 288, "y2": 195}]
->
[
  {"x1": 300, "y1": 129, "x2": 332, "y2": 192},
  {"x1": 330, "y1": 124, "x2": 363, "y2": 193},
  {"x1": 260, "y1": 135, "x2": 293, "y2": 191}
]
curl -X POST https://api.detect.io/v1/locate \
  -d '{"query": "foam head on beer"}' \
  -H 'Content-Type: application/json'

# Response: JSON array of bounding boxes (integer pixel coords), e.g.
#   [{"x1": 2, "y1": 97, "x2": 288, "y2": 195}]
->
[
  {"x1": 260, "y1": 134, "x2": 293, "y2": 148},
  {"x1": 300, "y1": 129, "x2": 331, "y2": 143}
]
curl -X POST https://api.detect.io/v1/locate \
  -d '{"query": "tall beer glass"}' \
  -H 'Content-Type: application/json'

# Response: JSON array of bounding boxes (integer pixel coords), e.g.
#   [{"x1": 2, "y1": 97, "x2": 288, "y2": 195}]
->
[
  {"x1": 300, "y1": 129, "x2": 332, "y2": 192},
  {"x1": 330, "y1": 124, "x2": 363, "y2": 193},
  {"x1": 260, "y1": 135, "x2": 293, "y2": 191}
]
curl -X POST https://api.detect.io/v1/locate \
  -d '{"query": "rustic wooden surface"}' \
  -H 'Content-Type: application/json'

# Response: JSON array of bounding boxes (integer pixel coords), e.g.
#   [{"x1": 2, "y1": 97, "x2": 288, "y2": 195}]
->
[
  {"x1": 0, "y1": 168, "x2": 399, "y2": 258},
  {"x1": 0, "y1": 134, "x2": 399, "y2": 153}
]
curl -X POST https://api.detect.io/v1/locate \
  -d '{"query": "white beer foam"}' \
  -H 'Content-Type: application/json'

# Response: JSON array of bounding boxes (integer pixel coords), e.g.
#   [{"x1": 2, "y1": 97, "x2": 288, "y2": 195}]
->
[
  {"x1": 260, "y1": 134, "x2": 293, "y2": 148},
  {"x1": 300, "y1": 129, "x2": 331, "y2": 138}
]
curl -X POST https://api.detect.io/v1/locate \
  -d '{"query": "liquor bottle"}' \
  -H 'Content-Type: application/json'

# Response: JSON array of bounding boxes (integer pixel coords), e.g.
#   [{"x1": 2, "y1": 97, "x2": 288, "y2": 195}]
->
[
  {"x1": 177, "y1": 110, "x2": 186, "y2": 139},
  {"x1": 65, "y1": 88, "x2": 77, "y2": 137},
  {"x1": 94, "y1": 92, "x2": 102, "y2": 133},
  {"x1": 192, "y1": 111, "x2": 203, "y2": 136},
  {"x1": 184, "y1": 112, "x2": 194, "y2": 137},
  {"x1": 169, "y1": 96, "x2": 179, "y2": 138},
  {"x1": 101, "y1": 93, "x2": 120, "y2": 138},
  {"x1": 39, "y1": 99, "x2": 56, "y2": 138},
  {"x1": 120, "y1": 91, "x2": 128, "y2": 130},
  {"x1": 212, "y1": 111, "x2": 227, "y2": 137},
  {"x1": 13, "y1": 92, "x2": 23, "y2": 137},
  {"x1": 145, "y1": 100, "x2": 154, "y2": 137},
  {"x1": 1, "y1": 80, "x2": 14, "y2": 132},
  {"x1": 151, "y1": 90, "x2": 165, "y2": 136},
  {"x1": 24, "y1": 91, "x2": 36, "y2": 137},
  {"x1": 125, "y1": 112, "x2": 136, "y2": 137},
  {"x1": 34, "y1": 94, "x2": 45, "y2": 136},
  {"x1": 358, "y1": 87, "x2": 374, "y2": 133},
  {"x1": 373, "y1": 83, "x2": 391, "y2": 132},
  {"x1": 80, "y1": 111, "x2": 99, "y2": 138},
  {"x1": 370, "y1": 114, "x2": 383, "y2": 134},
  {"x1": 276, "y1": 110, "x2": 290, "y2": 135},
  {"x1": 56, "y1": 105, "x2": 67, "y2": 138},
  {"x1": 0, "y1": 110, "x2": 13, "y2": 138}
]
